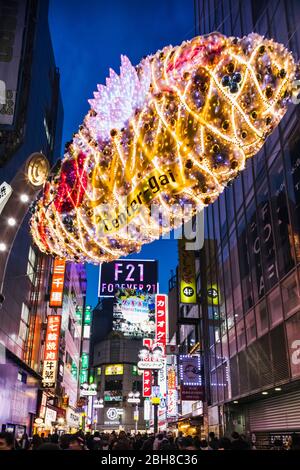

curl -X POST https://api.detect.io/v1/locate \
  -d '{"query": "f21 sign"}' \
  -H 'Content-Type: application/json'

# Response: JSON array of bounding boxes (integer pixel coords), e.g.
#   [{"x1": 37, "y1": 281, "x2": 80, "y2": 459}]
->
[{"x1": 99, "y1": 259, "x2": 158, "y2": 296}]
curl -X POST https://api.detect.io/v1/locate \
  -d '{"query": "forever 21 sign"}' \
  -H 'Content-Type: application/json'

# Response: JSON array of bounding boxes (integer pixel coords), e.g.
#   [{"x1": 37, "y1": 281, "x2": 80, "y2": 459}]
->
[{"x1": 99, "y1": 259, "x2": 158, "y2": 296}]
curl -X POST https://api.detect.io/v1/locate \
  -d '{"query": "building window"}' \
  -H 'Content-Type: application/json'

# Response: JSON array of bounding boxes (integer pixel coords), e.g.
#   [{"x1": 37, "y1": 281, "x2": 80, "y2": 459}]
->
[
  {"x1": 26, "y1": 246, "x2": 36, "y2": 284},
  {"x1": 267, "y1": 287, "x2": 283, "y2": 328},
  {"x1": 245, "y1": 310, "x2": 256, "y2": 345},
  {"x1": 19, "y1": 303, "x2": 29, "y2": 344},
  {"x1": 132, "y1": 380, "x2": 142, "y2": 393},
  {"x1": 281, "y1": 271, "x2": 300, "y2": 319},
  {"x1": 104, "y1": 380, "x2": 122, "y2": 391},
  {"x1": 228, "y1": 327, "x2": 237, "y2": 357},
  {"x1": 255, "y1": 299, "x2": 269, "y2": 337},
  {"x1": 236, "y1": 319, "x2": 246, "y2": 351},
  {"x1": 17, "y1": 371, "x2": 27, "y2": 384}
]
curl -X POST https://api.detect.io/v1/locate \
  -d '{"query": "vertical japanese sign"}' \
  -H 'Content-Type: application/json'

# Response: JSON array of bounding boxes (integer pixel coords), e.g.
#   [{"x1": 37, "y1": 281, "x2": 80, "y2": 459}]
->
[
  {"x1": 42, "y1": 315, "x2": 61, "y2": 387},
  {"x1": 143, "y1": 338, "x2": 152, "y2": 397},
  {"x1": 155, "y1": 294, "x2": 168, "y2": 352},
  {"x1": 49, "y1": 259, "x2": 66, "y2": 307},
  {"x1": 155, "y1": 294, "x2": 168, "y2": 427},
  {"x1": 178, "y1": 239, "x2": 197, "y2": 304},
  {"x1": 167, "y1": 366, "x2": 177, "y2": 418}
]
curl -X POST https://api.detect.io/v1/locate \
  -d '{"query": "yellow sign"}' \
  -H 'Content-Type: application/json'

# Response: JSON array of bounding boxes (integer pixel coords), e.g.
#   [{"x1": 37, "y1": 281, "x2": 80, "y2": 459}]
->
[
  {"x1": 207, "y1": 284, "x2": 220, "y2": 306},
  {"x1": 178, "y1": 238, "x2": 197, "y2": 304},
  {"x1": 151, "y1": 397, "x2": 161, "y2": 405},
  {"x1": 105, "y1": 364, "x2": 124, "y2": 375}
]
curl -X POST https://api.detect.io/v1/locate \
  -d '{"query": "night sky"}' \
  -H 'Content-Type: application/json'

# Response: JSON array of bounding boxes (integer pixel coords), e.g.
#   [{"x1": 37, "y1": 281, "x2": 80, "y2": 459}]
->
[{"x1": 49, "y1": 0, "x2": 195, "y2": 306}]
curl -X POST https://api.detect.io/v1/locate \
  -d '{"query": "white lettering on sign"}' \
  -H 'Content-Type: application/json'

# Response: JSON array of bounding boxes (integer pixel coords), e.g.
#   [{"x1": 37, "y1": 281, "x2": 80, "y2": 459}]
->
[{"x1": 291, "y1": 340, "x2": 300, "y2": 365}]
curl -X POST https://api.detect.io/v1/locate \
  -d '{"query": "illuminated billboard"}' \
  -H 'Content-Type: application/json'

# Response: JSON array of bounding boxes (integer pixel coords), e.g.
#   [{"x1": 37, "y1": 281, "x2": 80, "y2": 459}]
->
[
  {"x1": 42, "y1": 315, "x2": 62, "y2": 388},
  {"x1": 99, "y1": 259, "x2": 158, "y2": 297},
  {"x1": 179, "y1": 355, "x2": 204, "y2": 401},
  {"x1": 113, "y1": 289, "x2": 155, "y2": 338},
  {"x1": 49, "y1": 259, "x2": 66, "y2": 308},
  {"x1": 178, "y1": 239, "x2": 197, "y2": 304},
  {"x1": 105, "y1": 364, "x2": 124, "y2": 375}
]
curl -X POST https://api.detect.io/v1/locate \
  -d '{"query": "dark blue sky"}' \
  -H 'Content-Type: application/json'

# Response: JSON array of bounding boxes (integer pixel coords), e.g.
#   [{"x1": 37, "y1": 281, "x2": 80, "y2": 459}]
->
[{"x1": 49, "y1": 0, "x2": 195, "y2": 307}]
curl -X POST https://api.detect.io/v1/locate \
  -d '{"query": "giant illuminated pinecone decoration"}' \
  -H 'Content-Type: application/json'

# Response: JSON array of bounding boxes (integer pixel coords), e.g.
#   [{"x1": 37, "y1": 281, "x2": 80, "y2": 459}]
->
[{"x1": 31, "y1": 32, "x2": 297, "y2": 263}]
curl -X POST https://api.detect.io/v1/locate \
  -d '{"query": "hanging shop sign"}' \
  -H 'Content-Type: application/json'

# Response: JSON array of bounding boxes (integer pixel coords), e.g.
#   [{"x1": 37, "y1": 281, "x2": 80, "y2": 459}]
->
[
  {"x1": 42, "y1": 315, "x2": 61, "y2": 388},
  {"x1": 80, "y1": 383, "x2": 97, "y2": 396},
  {"x1": 138, "y1": 360, "x2": 164, "y2": 370},
  {"x1": 167, "y1": 366, "x2": 177, "y2": 418},
  {"x1": 179, "y1": 354, "x2": 204, "y2": 401},
  {"x1": 49, "y1": 259, "x2": 66, "y2": 308},
  {"x1": 44, "y1": 407, "x2": 57, "y2": 427},
  {"x1": 99, "y1": 259, "x2": 158, "y2": 296},
  {"x1": 142, "y1": 338, "x2": 153, "y2": 397},
  {"x1": 178, "y1": 238, "x2": 197, "y2": 304},
  {"x1": 144, "y1": 399, "x2": 151, "y2": 421},
  {"x1": 155, "y1": 294, "x2": 168, "y2": 353},
  {"x1": 66, "y1": 408, "x2": 80, "y2": 428},
  {"x1": 207, "y1": 284, "x2": 220, "y2": 306}
]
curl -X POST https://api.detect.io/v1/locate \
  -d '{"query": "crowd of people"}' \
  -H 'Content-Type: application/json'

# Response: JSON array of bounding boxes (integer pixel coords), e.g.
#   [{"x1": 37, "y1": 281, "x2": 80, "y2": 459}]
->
[{"x1": 1, "y1": 429, "x2": 300, "y2": 451}]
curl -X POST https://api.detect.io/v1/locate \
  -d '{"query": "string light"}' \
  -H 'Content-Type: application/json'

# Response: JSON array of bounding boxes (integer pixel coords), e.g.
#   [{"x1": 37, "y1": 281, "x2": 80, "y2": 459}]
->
[{"x1": 30, "y1": 32, "x2": 297, "y2": 263}]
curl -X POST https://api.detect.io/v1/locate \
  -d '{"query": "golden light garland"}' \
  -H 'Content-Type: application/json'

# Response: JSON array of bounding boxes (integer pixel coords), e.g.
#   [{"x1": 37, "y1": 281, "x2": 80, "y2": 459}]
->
[{"x1": 30, "y1": 32, "x2": 297, "y2": 263}]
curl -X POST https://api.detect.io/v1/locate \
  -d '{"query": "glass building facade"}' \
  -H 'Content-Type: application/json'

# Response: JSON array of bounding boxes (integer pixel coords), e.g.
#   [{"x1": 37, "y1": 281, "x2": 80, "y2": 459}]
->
[{"x1": 195, "y1": 0, "x2": 300, "y2": 441}]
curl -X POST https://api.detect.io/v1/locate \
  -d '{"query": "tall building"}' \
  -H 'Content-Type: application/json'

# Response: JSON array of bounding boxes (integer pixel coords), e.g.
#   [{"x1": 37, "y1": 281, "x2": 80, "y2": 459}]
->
[
  {"x1": 91, "y1": 334, "x2": 144, "y2": 433},
  {"x1": 195, "y1": 0, "x2": 300, "y2": 447},
  {"x1": 0, "y1": 0, "x2": 63, "y2": 436}
]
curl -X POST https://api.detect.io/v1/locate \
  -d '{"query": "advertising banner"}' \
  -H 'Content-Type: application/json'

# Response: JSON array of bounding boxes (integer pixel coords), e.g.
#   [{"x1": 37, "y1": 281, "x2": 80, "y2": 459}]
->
[
  {"x1": 49, "y1": 259, "x2": 66, "y2": 308},
  {"x1": 143, "y1": 338, "x2": 152, "y2": 397},
  {"x1": 0, "y1": 0, "x2": 26, "y2": 125},
  {"x1": 42, "y1": 315, "x2": 61, "y2": 388},
  {"x1": 179, "y1": 355, "x2": 204, "y2": 401},
  {"x1": 99, "y1": 259, "x2": 158, "y2": 296},
  {"x1": 113, "y1": 289, "x2": 155, "y2": 338},
  {"x1": 167, "y1": 366, "x2": 177, "y2": 418},
  {"x1": 105, "y1": 364, "x2": 124, "y2": 375},
  {"x1": 178, "y1": 239, "x2": 197, "y2": 304}
]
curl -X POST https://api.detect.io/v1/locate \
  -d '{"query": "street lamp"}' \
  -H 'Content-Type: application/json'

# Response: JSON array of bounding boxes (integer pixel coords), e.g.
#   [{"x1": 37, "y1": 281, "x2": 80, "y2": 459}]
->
[
  {"x1": 127, "y1": 391, "x2": 141, "y2": 434},
  {"x1": 137, "y1": 344, "x2": 164, "y2": 435},
  {"x1": 138, "y1": 346, "x2": 150, "y2": 360}
]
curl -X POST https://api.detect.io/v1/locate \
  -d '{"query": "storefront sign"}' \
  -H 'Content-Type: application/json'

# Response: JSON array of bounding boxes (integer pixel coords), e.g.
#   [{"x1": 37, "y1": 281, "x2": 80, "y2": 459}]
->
[
  {"x1": 104, "y1": 391, "x2": 123, "y2": 402},
  {"x1": 66, "y1": 408, "x2": 80, "y2": 428},
  {"x1": 105, "y1": 364, "x2": 124, "y2": 375},
  {"x1": 144, "y1": 399, "x2": 151, "y2": 420},
  {"x1": 138, "y1": 360, "x2": 163, "y2": 370},
  {"x1": 49, "y1": 259, "x2": 66, "y2": 307},
  {"x1": 99, "y1": 259, "x2": 158, "y2": 296},
  {"x1": 167, "y1": 366, "x2": 177, "y2": 418},
  {"x1": 104, "y1": 408, "x2": 123, "y2": 424},
  {"x1": 45, "y1": 407, "x2": 57, "y2": 426},
  {"x1": 42, "y1": 315, "x2": 61, "y2": 388},
  {"x1": 178, "y1": 239, "x2": 197, "y2": 304}
]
